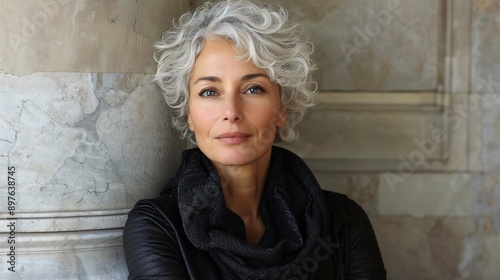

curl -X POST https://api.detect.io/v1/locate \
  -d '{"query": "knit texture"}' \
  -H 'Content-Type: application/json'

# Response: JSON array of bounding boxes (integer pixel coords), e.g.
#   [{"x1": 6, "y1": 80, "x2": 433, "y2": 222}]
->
[{"x1": 168, "y1": 146, "x2": 331, "y2": 279}]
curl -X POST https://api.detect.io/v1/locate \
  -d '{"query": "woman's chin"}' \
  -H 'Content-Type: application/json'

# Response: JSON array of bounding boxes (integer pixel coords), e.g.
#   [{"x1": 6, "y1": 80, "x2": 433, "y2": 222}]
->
[
  {"x1": 211, "y1": 154, "x2": 256, "y2": 167},
  {"x1": 208, "y1": 147, "x2": 271, "y2": 167}
]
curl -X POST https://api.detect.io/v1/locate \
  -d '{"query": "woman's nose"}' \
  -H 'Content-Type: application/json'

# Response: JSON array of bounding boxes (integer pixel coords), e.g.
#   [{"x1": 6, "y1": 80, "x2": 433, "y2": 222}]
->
[{"x1": 223, "y1": 94, "x2": 243, "y2": 122}]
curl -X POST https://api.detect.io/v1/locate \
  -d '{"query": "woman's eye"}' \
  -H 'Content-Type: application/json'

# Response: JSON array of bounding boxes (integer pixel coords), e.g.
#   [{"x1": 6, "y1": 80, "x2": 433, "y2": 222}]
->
[
  {"x1": 245, "y1": 86, "x2": 264, "y2": 95},
  {"x1": 199, "y1": 89, "x2": 217, "y2": 97}
]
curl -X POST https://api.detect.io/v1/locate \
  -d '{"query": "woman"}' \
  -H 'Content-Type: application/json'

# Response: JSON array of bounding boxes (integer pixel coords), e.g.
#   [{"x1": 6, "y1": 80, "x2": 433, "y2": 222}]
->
[{"x1": 123, "y1": 0, "x2": 386, "y2": 279}]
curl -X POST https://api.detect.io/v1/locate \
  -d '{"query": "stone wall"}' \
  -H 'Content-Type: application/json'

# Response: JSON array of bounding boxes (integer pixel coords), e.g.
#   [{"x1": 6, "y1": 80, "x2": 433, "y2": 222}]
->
[
  {"x1": 0, "y1": 1, "x2": 187, "y2": 279},
  {"x1": 2, "y1": 0, "x2": 500, "y2": 279}
]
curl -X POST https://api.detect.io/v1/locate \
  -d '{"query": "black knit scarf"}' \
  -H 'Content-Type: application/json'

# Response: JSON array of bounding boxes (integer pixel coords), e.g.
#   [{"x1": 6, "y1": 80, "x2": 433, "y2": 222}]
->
[{"x1": 175, "y1": 146, "x2": 330, "y2": 279}]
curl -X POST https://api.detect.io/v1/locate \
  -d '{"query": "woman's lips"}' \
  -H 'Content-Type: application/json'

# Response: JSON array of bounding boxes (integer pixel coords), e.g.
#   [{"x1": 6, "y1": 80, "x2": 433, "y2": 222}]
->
[{"x1": 215, "y1": 132, "x2": 251, "y2": 144}]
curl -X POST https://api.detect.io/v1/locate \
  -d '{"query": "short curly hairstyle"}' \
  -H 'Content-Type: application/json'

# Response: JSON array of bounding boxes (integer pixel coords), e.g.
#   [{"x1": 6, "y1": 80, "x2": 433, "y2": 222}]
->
[{"x1": 154, "y1": 0, "x2": 317, "y2": 143}]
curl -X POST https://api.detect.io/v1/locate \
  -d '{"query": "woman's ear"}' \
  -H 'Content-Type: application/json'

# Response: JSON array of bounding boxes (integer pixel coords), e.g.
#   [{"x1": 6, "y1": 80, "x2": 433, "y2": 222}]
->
[
  {"x1": 276, "y1": 107, "x2": 287, "y2": 128},
  {"x1": 187, "y1": 113, "x2": 194, "y2": 131}
]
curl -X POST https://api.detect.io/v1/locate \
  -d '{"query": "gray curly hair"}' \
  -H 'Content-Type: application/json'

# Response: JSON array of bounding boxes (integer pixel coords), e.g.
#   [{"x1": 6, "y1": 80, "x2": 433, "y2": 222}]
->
[{"x1": 154, "y1": 0, "x2": 317, "y2": 143}]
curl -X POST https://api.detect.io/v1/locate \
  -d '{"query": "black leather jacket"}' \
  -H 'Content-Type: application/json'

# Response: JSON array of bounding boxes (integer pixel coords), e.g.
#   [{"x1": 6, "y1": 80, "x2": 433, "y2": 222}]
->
[{"x1": 123, "y1": 189, "x2": 385, "y2": 279}]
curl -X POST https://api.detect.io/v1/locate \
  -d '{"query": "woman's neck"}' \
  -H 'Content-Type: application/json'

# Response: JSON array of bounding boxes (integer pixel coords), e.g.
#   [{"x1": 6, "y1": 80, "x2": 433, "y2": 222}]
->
[
  {"x1": 214, "y1": 159, "x2": 269, "y2": 217},
  {"x1": 212, "y1": 148, "x2": 272, "y2": 244}
]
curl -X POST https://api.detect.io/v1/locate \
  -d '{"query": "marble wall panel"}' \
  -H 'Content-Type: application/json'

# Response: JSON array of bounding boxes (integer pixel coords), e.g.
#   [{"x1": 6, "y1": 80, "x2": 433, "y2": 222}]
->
[
  {"x1": 0, "y1": 0, "x2": 190, "y2": 74},
  {"x1": 469, "y1": 94, "x2": 485, "y2": 172},
  {"x1": 281, "y1": 0, "x2": 440, "y2": 91},
  {"x1": 0, "y1": 72, "x2": 185, "y2": 212},
  {"x1": 471, "y1": 233, "x2": 500, "y2": 278},
  {"x1": 472, "y1": 173, "x2": 500, "y2": 232},
  {"x1": 317, "y1": 170, "x2": 500, "y2": 278},
  {"x1": 469, "y1": 91, "x2": 500, "y2": 171},
  {"x1": 378, "y1": 173, "x2": 474, "y2": 217},
  {"x1": 280, "y1": 107, "x2": 445, "y2": 160},
  {"x1": 372, "y1": 217, "x2": 476, "y2": 279},
  {"x1": 471, "y1": 4, "x2": 500, "y2": 94}
]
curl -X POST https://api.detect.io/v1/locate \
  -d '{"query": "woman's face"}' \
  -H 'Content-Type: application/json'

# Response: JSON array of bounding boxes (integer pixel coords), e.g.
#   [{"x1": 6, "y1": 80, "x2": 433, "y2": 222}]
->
[{"x1": 188, "y1": 37, "x2": 286, "y2": 168}]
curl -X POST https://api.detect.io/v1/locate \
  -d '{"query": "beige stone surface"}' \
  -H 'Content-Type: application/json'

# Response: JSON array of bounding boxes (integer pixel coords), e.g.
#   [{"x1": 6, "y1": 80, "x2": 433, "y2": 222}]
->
[
  {"x1": 468, "y1": 93, "x2": 485, "y2": 172},
  {"x1": 378, "y1": 173, "x2": 474, "y2": 217},
  {"x1": 279, "y1": 0, "x2": 471, "y2": 173},
  {"x1": 280, "y1": 108, "x2": 446, "y2": 160},
  {"x1": 372, "y1": 217, "x2": 476, "y2": 279},
  {"x1": 472, "y1": 4, "x2": 500, "y2": 94},
  {"x1": 0, "y1": 0, "x2": 189, "y2": 74},
  {"x1": 469, "y1": 91, "x2": 500, "y2": 172},
  {"x1": 473, "y1": 173, "x2": 500, "y2": 232},
  {"x1": 472, "y1": 233, "x2": 500, "y2": 278},
  {"x1": 276, "y1": 0, "x2": 440, "y2": 91},
  {"x1": 469, "y1": 1, "x2": 500, "y2": 173}
]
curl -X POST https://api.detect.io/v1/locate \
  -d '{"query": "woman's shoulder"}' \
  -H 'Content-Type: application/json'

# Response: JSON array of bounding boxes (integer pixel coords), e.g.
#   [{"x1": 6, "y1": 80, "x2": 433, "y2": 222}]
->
[
  {"x1": 321, "y1": 190, "x2": 386, "y2": 278},
  {"x1": 127, "y1": 189, "x2": 181, "y2": 225},
  {"x1": 321, "y1": 189, "x2": 371, "y2": 228},
  {"x1": 124, "y1": 186, "x2": 183, "y2": 240},
  {"x1": 123, "y1": 187, "x2": 217, "y2": 279}
]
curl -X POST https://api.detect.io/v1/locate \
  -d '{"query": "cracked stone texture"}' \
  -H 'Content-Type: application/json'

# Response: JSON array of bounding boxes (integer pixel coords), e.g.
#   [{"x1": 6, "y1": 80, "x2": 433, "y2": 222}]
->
[{"x1": 0, "y1": 72, "x2": 185, "y2": 212}]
